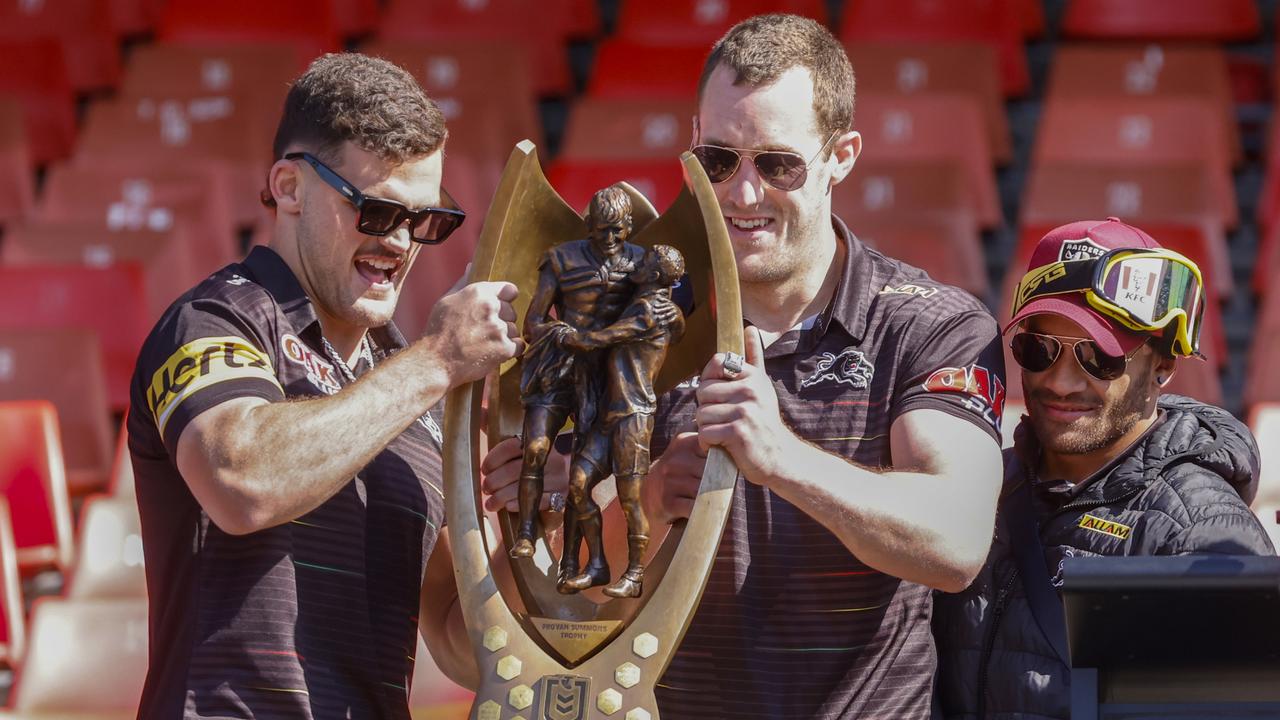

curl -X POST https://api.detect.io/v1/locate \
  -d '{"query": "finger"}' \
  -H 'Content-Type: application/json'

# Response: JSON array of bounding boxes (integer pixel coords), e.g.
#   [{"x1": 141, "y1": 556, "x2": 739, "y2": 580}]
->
[
  {"x1": 484, "y1": 483, "x2": 520, "y2": 512},
  {"x1": 498, "y1": 301, "x2": 517, "y2": 323},
  {"x1": 494, "y1": 281, "x2": 519, "y2": 302},
  {"x1": 744, "y1": 325, "x2": 766, "y2": 367},
  {"x1": 697, "y1": 423, "x2": 736, "y2": 450},
  {"x1": 695, "y1": 403, "x2": 743, "y2": 428},
  {"x1": 505, "y1": 321, "x2": 520, "y2": 340},
  {"x1": 479, "y1": 436, "x2": 523, "y2": 476},
  {"x1": 670, "y1": 431, "x2": 708, "y2": 458},
  {"x1": 695, "y1": 377, "x2": 752, "y2": 406}
]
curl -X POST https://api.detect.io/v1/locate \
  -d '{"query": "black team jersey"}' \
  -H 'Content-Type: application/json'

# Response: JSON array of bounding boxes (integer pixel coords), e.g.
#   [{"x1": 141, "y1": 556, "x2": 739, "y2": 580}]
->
[
  {"x1": 652, "y1": 218, "x2": 1006, "y2": 719},
  {"x1": 127, "y1": 246, "x2": 446, "y2": 719}
]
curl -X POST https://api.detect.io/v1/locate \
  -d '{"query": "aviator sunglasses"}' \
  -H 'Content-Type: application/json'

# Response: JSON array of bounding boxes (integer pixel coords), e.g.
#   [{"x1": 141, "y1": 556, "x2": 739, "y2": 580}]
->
[
  {"x1": 691, "y1": 132, "x2": 838, "y2": 191},
  {"x1": 1010, "y1": 331, "x2": 1144, "y2": 382},
  {"x1": 283, "y1": 152, "x2": 466, "y2": 244}
]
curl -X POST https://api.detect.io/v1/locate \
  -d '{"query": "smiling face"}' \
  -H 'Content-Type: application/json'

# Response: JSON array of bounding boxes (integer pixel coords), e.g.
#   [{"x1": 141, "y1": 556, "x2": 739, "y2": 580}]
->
[
  {"x1": 286, "y1": 141, "x2": 440, "y2": 341},
  {"x1": 1021, "y1": 314, "x2": 1167, "y2": 461},
  {"x1": 697, "y1": 63, "x2": 853, "y2": 286}
]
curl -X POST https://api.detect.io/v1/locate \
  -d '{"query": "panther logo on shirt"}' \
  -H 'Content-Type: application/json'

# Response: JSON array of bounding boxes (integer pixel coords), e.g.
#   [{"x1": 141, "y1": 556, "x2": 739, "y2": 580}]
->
[{"x1": 801, "y1": 347, "x2": 875, "y2": 390}]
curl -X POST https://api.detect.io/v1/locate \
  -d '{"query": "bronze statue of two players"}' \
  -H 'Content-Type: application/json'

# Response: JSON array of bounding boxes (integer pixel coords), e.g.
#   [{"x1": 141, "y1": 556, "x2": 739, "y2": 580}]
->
[{"x1": 441, "y1": 140, "x2": 741, "y2": 720}]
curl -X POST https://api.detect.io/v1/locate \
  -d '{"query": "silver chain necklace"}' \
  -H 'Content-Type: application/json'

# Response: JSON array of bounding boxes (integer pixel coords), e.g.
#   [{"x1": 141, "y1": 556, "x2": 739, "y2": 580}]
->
[{"x1": 320, "y1": 334, "x2": 372, "y2": 384}]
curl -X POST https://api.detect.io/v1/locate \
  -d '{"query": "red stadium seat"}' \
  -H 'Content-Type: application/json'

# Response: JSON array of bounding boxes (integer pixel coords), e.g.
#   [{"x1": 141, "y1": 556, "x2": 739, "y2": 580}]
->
[
  {"x1": 1162, "y1": 355, "x2": 1223, "y2": 407},
  {"x1": 331, "y1": 0, "x2": 380, "y2": 38},
  {"x1": 0, "y1": 0, "x2": 121, "y2": 92},
  {"x1": 834, "y1": 160, "x2": 987, "y2": 297},
  {"x1": 379, "y1": 0, "x2": 575, "y2": 96},
  {"x1": 1033, "y1": 97, "x2": 1236, "y2": 228},
  {"x1": 840, "y1": 0, "x2": 1029, "y2": 96},
  {"x1": 855, "y1": 94, "x2": 1001, "y2": 228},
  {"x1": 2, "y1": 222, "x2": 202, "y2": 319},
  {"x1": 75, "y1": 96, "x2": 271, "y2": 229},
  {"x1": 1253, "y1": 220, "x2": 1280, "y2": 300},
  {"x1": 560, "y1": 98, "x2": 696, "y2": 161},
  {"x1": 5, "y1": 597, "x2": 148, "y2": 715},
  {"x1": 109, "y1": 417, "x2": 135, "y2": 499},
  {"x1": 0, "y1": 401, "x2": 75, "y2": 574},
  {"x1": 1047, "y1": 44, "x2": 1239, "y2": 165},
  {"x1": 0, "y1": 266, "x2": 151, "y2": 411},
  {"x1": 409, "y1": 635, "x2": 474, "y2": 718},
  {"x1": 1019, "y1": 165, "x2": 1231, "y2": 299},
  {"x1": 66, "y1": 495, "x2": 145, "y2": 599},
  {"x1": 0, "y1": 330, "x2": 114, "y2": 495},
  {"x1": 547, "y1": 159, "x2": 686, "y2": 215},
  {"x1": 121, "y1": 42, "x2": 302, "y2": 141},
  {"x1": 109, "y1": 0, "x2": 163, "y2": 37},
  {"x1": 1062, "y1": 0, "x2": 1260, "y2": 41},
  {"x1": 0, "y1": 100, "x2": 33, "y2": 225},
  {"x1": 39, "y1": 163, "x2": 240, "y2": 274},
  {"x1": 0, "y1": 39, "x2": 76, "y2": 166},
  {"x1": 1249, "y1": 404, "x2": 1280, "y2": 510},
  {"x1": 846, "y1": 42, "x2": 1011, "y2": 164},
  {"x1": 587, "y1": 40, "x2": 706, "y2": 99},
  {"x1": 159, "y1": 0, "x2": 339, "y2": 65},
  {"x1": 1017, "y1": 0, "x2": 1045, "y2": 38},
  {"x1": 615, "y1": 0, "x2": 826, "y2": 46},
  {"x1": 0, "y1": 499, "x2": 24, "y2": 667}
]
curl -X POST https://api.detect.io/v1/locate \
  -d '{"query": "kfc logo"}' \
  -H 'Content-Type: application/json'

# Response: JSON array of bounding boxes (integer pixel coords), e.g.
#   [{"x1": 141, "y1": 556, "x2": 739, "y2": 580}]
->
[
  {"x1": 801, "y1": 347, "x2": 875, "y2": 391},
  {"x1": 922, "y1": 364, "x2": 1005, "y2": 431},
  {"x1": 280, "y1": 334, "x2": 342, "y2": 395}
]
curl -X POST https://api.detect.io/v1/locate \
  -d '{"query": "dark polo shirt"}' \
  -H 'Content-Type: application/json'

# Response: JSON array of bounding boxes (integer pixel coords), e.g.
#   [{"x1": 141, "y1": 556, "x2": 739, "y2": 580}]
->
[
  {"x1": 128, "y1": 246, "x2": 446, "y2": 719},
  {"x1": 653, "y1": 218, "x2": 1005, "y2": 719}
]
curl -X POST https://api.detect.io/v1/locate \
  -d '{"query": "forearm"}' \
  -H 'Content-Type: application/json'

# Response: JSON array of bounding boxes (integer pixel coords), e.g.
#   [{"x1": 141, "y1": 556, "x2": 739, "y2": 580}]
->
[
  {"x1": 762, "y1": 437, "x2": 996, "y2": 592},
  {"x1": 188, "y1": 344, "x2": 452, "y2": 533}
]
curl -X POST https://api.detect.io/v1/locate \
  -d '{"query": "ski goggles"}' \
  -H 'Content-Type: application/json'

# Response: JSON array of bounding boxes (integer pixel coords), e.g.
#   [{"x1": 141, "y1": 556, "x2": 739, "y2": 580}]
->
[{"x1": 1011, "y1": 248, "x2": 1204, "y2": 357}]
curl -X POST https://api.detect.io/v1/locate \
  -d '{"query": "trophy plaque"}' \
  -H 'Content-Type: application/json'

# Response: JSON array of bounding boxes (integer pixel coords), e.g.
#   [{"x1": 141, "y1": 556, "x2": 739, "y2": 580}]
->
[{"x1": 441, "y1": 140, "x2": 743, "y2": 720}]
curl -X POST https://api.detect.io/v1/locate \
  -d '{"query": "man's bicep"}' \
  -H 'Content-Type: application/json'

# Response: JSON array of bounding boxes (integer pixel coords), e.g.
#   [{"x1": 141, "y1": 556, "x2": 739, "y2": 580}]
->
[
  {"x1": 890, "y1": 408, "x2": 1002, "y2": 488},
  {"x1": 173, "y1": 396, "x2": 272, "y2": 532}
]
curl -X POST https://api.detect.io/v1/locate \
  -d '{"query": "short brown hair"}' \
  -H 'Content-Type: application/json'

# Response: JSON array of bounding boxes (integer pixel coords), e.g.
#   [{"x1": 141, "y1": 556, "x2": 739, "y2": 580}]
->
[
  {"x1": 272, "y1": 53, "x2": 447, "y2": 164},
  {"x1": 649, "y1": 244, "x2": 686, "y2": 284},
  {"x1": 698, "y1": 13, "x2": 855, "y2": 143},
  {"x1": 588, "y1": 185, "x2": 633, "y2": 227}
]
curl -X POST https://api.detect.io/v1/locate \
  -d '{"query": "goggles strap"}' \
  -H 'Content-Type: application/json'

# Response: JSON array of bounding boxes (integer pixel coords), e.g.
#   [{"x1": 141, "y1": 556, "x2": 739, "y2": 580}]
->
[{"x1": 1013, "y1": 260, "x2": 1096, "y2": 315}]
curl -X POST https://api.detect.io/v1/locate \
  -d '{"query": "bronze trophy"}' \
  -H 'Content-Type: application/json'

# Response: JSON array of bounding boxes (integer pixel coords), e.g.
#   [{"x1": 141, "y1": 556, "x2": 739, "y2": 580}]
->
[{"x1": 441, "y1": 140, "x2": 743, "y2": 720}]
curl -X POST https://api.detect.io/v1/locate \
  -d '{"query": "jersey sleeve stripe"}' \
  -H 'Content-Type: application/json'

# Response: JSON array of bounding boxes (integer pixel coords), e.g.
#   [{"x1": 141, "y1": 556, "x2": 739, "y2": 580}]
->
[{"x1": 147, "y1": 336, "x2": 282, "y2": 436}]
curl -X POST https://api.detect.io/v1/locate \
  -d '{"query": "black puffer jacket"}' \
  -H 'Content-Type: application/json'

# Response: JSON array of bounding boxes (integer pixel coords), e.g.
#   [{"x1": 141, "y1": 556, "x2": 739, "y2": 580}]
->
[{"x1": 933, "y1": 395, "x2": 1275, "y2": 720}]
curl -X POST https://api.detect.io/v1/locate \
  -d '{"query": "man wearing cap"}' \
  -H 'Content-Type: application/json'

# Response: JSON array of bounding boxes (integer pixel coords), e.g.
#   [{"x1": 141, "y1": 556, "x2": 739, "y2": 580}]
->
[{"x1": 933, "y1": 218, "x2": 1274, "y2": 720}]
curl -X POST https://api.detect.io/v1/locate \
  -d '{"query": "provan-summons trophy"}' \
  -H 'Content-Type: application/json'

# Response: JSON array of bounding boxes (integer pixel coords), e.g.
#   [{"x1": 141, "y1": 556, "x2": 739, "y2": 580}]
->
[{"x1": 441, "y1": 140, "x2": 743, "y2": 720}]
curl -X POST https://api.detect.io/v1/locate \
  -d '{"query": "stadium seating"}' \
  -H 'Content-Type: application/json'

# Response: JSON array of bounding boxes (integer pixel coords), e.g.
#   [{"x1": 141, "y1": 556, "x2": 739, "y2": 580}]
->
[
  {"x1": 845, "y1": 42, "x2": 1011, "y2": 164},
  {"x1": 75, "y1": 96, "x2": 270, "y2": 229},
  {"x1": 378, "y1": 0, "x2": 576, "y2": 96},
  {"x1": 38, "y1": 163, "x2": 240, "y2": 275},
  {"x1": 66, "y1": 495, "x2": 146, "y2": 599},
  {"x1": 0, "y1": 265, "x2": 151, "y2": 410},
  {"x1": 159, "y1": 0, "x2": 339, "y2": 65},
  {"x1": 560, "y1": 98, "x2": 697, "y2": 161},
  {"x1": 1061, "y1": 0, "x2": 1260, "y2": 41},
  {"x1": 615, "y1": 0, "x2": 825, "y2": 45},
  {"x1": 0, "y1": 101, "x2": 33, "y2": 225},
  {"x1": 855, "y1": 94, "x2": 1001, "y2": 228},
  {"x1": 1046, "y1": 44, "x2": 1239, "y2": 165},
  {"x1": 2, "y1": 222, "x2": 201, "y2": 320},
  {"x1": 0, "y1": 0, "x2": 120, "y2": 92},
  {"x1": 1032, "y1": 97, "x2": 1237, "y2": 228},
  {"x1": 0, "y1": 39, "x2": 76, "y2": 167},
  {"x1": 109, "y1": 419, "x2": 135, "y2": 499},
  {"x1": 547, "y1": 159, "x2": 686, "y2": 215},
  {"x1": 1249, "y1": 404, "x2": 1280, "y2": 508},
  {"x1": 0, "y1": 402, "x2": 75, "y2": 575},
  {"x1": 0, "y1": 499, "x2": 25, "y2": 667},
  {"x1": 109, "y1": 0, "x2": 163, "y2": 37},
  {"x1": 0, "y1": 597, "x2": 148, "y2": 717},
  {"x1": 0, "y1": 330, "x2": 114, "y2": 495},
  {"x1": 587, "y1": 39, "x2": 707, "y2": 99},
  {"x1": 839, "y1": 0, "x2": 1029, "y2": 96}
]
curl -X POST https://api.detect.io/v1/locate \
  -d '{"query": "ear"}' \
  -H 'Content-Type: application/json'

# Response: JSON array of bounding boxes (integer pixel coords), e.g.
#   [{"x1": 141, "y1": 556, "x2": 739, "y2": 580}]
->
[
  {"x1": 267, "y1": 158, "x2": 304, "y2": 217},
  {"x1": 828, "y1": 130, "x2": 861, "y2": 189},
  {"x1": 1154, "y1": 354, "x2": 1177, "y2": 388}
]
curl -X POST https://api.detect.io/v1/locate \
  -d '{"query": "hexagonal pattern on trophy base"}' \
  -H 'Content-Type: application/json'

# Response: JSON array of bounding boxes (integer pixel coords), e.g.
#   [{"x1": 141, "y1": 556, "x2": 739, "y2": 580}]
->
[
  {"x1": 597, "y1": 688, "x2": 623, "y2": 715},
  {"x1": 496, "y1": 655, "x2": 523, "y2": 681},
  {"x1": 632, "y1": 632, "x2": 658, "y2": 659},
  {"x1": 483, "y1": 626, "x2": 509, "y2": 653}
]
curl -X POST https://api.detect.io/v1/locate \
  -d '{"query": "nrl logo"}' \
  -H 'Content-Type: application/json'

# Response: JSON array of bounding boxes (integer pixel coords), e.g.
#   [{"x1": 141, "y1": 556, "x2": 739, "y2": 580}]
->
[
  {"x1": 880, "y1": 283, "x2": 937, "y2": 298},
  {"x1": 540, "y1": 675, "x2": 590, "y2": 720},
  {"x1": 801, "y1": 347, "x2": 875, "y2": 390}
]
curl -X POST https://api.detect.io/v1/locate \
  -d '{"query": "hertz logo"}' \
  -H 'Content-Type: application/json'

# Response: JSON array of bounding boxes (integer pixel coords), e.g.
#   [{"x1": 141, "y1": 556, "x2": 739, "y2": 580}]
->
[
  {"x1": 148, "y1": 336, "x2": 280, "y2": 435},
  {"x1": 1078, "y1": 513, "x2": 1132, "y2": 540}
]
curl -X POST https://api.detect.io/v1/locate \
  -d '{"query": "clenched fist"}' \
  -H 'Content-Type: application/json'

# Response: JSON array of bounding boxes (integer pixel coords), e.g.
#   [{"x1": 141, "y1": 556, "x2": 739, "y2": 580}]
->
[{"x1": 421, "y1": 279, "x2": 524, "y2": 387}]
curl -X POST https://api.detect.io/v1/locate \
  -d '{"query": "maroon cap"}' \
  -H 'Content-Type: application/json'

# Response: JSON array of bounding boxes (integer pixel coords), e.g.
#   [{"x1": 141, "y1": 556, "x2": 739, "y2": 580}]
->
[{"x1": 1005, "y1": 217, "x2": 1157, "y2": 356}]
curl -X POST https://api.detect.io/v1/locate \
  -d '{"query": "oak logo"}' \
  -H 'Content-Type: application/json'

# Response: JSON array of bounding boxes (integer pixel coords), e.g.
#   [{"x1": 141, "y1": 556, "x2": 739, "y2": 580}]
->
[
  {"x1": 148, "y1": 336, "x2": 279, "y2": 435},
  {"x1": 1078, "y1": 513, "x2": 1132, "y2": 540},
  {"x1": 280, "y1": 334, "x2": 342, "y2": 395},
  {"x1": 880, "y1": 283, "x2": 938, "y2": 298},
  {"x1": 922, "y1": 364, "x2": 1005, "y2": 431}
]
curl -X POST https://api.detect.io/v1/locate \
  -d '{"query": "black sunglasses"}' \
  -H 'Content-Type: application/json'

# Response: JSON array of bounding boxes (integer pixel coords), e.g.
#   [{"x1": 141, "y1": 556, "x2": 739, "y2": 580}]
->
[
  {"x1": 284, "y1": 152, "x2": 466, "y2": 245},
  {"x1": 1010, "y1": 331, "x2": 1142, "y2": 382},
  {"x1": 691, "y1": 132, "x2": 837, "y2": 191}
]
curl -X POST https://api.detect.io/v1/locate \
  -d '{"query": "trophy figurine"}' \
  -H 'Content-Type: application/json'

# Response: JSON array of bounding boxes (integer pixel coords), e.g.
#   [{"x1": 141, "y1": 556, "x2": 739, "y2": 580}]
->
[{"x1": 442, "y1": 140, "x2": 741, "y2": 720}]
